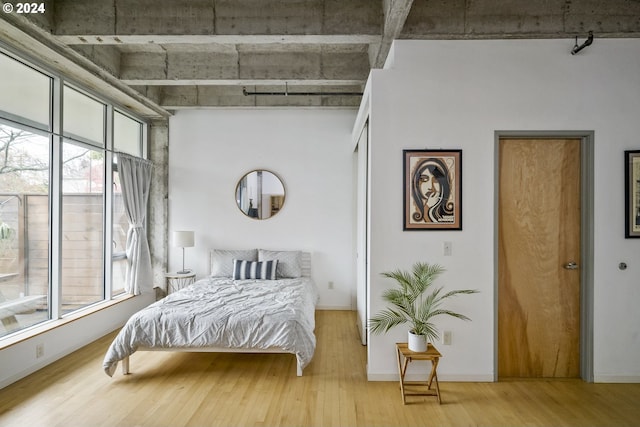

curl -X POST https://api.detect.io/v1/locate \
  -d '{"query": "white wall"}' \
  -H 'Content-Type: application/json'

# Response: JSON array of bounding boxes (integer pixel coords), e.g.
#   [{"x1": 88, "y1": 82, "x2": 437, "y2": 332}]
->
[
  {"x1": 0, "y1": 293, "x2": 154, "y2": 388},
  {"x1": 364, "y1": 39, "x2": 640, "y2": 382},
  {"x1": 168, "y1": 108, "x2": 357, "y2": 309}
]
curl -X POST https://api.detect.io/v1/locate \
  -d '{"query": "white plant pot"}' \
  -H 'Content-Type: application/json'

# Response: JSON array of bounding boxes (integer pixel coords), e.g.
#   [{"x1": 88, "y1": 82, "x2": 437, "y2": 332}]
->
[{"x1": 408, "y1": 330, "x2": 427, "y2": 352}]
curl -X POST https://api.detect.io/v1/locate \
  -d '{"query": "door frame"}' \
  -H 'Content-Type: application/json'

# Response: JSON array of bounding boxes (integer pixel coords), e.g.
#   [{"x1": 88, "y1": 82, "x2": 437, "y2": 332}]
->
[
  {"x1": 493, "y1": 130, "x2": 594, "y2": 382},
  {"x1": 355, "y1": 119, "x2": 369, "y2": 346}
]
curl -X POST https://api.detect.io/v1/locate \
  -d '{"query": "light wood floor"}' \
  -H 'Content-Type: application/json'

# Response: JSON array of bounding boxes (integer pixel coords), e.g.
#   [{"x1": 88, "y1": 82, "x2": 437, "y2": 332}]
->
[{"x1": 1, "y1": 310, "x2": 639, "y2": 427}]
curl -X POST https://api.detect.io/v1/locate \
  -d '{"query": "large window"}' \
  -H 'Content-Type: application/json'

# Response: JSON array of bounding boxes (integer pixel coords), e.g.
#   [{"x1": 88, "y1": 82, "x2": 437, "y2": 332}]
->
[{"x1": 0, "y1": 50, "x2": 147, "y2": 338}]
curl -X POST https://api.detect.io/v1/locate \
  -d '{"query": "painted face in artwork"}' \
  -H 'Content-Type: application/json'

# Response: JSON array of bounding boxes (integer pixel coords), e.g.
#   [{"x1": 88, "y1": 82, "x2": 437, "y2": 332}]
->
[{"x1": 418, "y1": 167, "x2": 443, "y2": 208}]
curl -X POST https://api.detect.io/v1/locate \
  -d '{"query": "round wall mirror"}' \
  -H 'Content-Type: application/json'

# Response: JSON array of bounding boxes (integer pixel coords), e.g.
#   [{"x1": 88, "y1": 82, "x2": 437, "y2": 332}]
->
[{"x1": 235, "y1": 170, "x2": 285, "y2": 220}]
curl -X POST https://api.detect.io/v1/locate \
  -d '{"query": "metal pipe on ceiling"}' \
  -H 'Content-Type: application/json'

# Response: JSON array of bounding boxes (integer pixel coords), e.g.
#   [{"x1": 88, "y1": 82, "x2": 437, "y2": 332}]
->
[{"x1": 242, "y1": 86, "x2": 362, "y2": 97}]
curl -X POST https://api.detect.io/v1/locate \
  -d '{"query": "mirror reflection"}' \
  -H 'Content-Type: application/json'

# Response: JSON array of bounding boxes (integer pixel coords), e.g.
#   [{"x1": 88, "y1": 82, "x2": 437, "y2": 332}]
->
[{"x1": 235, "y1": 170, "x2": 285, "y2": 220}]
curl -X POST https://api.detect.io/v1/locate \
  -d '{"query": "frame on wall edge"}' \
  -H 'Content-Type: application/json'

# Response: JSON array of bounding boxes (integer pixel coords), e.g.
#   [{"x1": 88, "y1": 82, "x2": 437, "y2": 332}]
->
[{"x1": 625, "y1": 150, "x2": 640, "y2": 238}]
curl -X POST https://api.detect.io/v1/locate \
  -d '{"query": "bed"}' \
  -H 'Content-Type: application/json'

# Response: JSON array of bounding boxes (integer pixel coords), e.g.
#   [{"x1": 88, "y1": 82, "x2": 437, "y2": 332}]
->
[{"x1": 103, "y1": 249, "x2": 318, "y2": 377}]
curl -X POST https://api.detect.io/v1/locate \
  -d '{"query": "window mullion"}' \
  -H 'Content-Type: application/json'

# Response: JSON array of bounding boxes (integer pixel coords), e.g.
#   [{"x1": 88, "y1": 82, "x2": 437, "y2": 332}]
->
[
  {"x1": 104, "y1": 106, "x2": 114, "y2": 299},
  {"x1": 50, "y1": 77, "x2": 62, "y2": 320}
]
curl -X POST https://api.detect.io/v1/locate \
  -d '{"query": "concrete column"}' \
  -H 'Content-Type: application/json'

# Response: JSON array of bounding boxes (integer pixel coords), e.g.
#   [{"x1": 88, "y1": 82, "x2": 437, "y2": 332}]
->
[{"x1": 147, "y1": 119, "x2": 169, "y2": 298}]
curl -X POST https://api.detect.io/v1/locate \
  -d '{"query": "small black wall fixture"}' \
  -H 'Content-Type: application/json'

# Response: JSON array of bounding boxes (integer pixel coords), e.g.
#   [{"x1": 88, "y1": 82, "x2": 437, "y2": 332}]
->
[{"x1": 571, "y1": 31, "x2": 594, "y2": 55}]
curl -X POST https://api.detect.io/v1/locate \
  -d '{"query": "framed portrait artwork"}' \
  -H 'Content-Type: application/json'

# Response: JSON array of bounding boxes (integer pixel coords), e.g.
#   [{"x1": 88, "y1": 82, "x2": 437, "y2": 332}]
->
[
  {"x1": 625, "y1": 150, "x2": 640, "y2": 238},
  {"x1": 403, "y1": 149, "x2": 462, "y2": 230}
]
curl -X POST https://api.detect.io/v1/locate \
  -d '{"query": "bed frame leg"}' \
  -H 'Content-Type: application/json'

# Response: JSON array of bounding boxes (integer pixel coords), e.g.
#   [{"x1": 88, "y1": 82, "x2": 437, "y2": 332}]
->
[
  {"x1": 122, "y1": 356, "x2": 130, "y2": 375},
  {"x1": 296, "y1": 357, "x2": 303, "y2": 377}
]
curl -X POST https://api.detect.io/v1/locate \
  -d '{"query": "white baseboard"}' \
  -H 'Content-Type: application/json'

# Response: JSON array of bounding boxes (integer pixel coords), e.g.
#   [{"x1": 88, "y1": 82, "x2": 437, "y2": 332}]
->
[
  {"x1": 367, "y1": 373, "x2": 494, "y2": 382},
  {"x1": 369, "y1": 373, "x2": 640, "y2": 383},
  {"x1": 315, "y1": 305, "x2": 353, "y2": 310},
  {"x1": 593, "y1": 375, "x2": 640, "y2": 383}
]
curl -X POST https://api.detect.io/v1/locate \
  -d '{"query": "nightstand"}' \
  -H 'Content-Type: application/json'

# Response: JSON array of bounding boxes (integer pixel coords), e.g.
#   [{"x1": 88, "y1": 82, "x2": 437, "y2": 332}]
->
[{"x1": 165, "y1": 271, "x2": 196, "y2": 294}]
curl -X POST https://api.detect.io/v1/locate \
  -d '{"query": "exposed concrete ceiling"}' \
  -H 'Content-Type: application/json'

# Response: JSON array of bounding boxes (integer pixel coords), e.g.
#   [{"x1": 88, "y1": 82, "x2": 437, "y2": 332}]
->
[{"x1": 2, "y1": 0, "x2": 640, "y2": 117}]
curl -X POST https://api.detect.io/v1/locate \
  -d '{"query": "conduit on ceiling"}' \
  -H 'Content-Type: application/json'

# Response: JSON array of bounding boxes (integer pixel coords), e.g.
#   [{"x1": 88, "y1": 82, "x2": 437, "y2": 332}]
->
[{"x1": 242, "y1": 85, "x2": 362, "y2": 97}]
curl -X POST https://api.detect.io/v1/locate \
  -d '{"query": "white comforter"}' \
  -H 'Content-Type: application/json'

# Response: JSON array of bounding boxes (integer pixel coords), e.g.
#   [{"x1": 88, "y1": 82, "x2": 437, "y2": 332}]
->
[{"x1": 103, "y1": 276, "x2": 318, "y2": 376}]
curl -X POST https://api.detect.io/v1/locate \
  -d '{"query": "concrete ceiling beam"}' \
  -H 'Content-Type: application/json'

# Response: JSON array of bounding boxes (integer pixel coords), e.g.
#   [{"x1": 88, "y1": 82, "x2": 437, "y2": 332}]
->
[
  {"x1": 52, "y1": 0, "x2": 381, "y2": 36},
  {"x1": 118, "y1": 46, "x2": 369, "y2": 82},
  {"x1": 403, "y1": 0, "x2": 640, "y2": 38},
  {"x1": 122, "y1": 79, "x2": 365, "y2": 87},
  {"x1": 159, "y1": 84, "x2": 362, "y2": 109},
  {"x1": 71, "y1": 45, "x2": 121, "y2": 78},
  {"x1": 55, "y1": 35, "x2": 382, "y2": 46},
  {"x1": 373, "y1": 0, "x2": 414, "y2": 68}
]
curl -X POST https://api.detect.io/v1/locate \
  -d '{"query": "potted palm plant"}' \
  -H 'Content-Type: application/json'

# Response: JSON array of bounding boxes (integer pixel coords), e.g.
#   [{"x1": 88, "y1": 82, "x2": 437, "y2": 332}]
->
[{"x1": 369, "y1": 262, "x2": 478, "y2": 352}]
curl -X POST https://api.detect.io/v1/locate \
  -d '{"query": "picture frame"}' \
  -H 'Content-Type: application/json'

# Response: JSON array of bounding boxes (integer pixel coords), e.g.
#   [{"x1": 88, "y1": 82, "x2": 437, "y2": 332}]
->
[
  {"x1": 403, "y1": 149, "x2": 462, "y2": 230},
  {"x1": 625, "y1": 150, "x2": 640, "y2": 238}
]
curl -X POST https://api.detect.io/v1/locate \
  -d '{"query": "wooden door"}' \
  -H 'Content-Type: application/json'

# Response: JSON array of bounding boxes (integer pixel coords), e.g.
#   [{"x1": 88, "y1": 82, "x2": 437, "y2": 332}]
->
[{"x1": 498, "y1": 138, "x2": 581, "y2": 378}]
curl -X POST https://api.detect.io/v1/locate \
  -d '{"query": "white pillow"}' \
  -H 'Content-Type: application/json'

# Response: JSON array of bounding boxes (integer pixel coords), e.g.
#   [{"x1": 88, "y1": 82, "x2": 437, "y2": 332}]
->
[
  {"x1": 210, "y1": 249, "x2": 257, "y2": 277},
  {"x1": 258, "y1": 249, "x2": 301, "y2": 278}
]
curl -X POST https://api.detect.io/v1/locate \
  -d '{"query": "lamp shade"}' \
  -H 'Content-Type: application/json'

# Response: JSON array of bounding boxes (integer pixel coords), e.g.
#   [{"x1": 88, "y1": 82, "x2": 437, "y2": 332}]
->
[{"x1": 173, "y1": 230, "x2": 194, "y2": 248}]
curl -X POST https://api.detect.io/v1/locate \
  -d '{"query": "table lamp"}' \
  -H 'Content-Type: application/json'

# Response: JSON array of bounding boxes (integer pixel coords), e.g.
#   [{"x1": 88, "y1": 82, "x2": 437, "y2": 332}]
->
[{"x1": 173, "y1": 230, "x2": 194, "y2": 273}]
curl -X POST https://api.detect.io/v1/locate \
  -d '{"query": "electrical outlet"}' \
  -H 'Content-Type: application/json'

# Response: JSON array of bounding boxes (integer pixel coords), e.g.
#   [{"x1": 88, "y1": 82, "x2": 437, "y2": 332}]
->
[
  {"x1": 443, "y1": 241, "x2": 452, "y2": 256},
  {"x1": 328, "y1": 281, "x2": 334, "y2": 290},
  {"x1": 36, "y1": 343, "x2": 44, "y2": 359},
  {"x1": 442, "y1": 331, "x2": 452, "y2": 345}
]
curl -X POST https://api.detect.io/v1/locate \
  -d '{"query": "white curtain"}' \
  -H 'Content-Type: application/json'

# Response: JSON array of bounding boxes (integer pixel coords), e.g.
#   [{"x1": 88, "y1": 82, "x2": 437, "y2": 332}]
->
[{"x1": 118, "y1": 152, "x2": 154, "y2": 295}]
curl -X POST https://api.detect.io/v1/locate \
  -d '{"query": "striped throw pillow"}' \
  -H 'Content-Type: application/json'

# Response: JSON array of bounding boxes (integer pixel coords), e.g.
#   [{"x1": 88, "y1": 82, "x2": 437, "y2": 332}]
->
[{"x1": 232, "y1": 259, "x2": 278, "y2": 280}]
